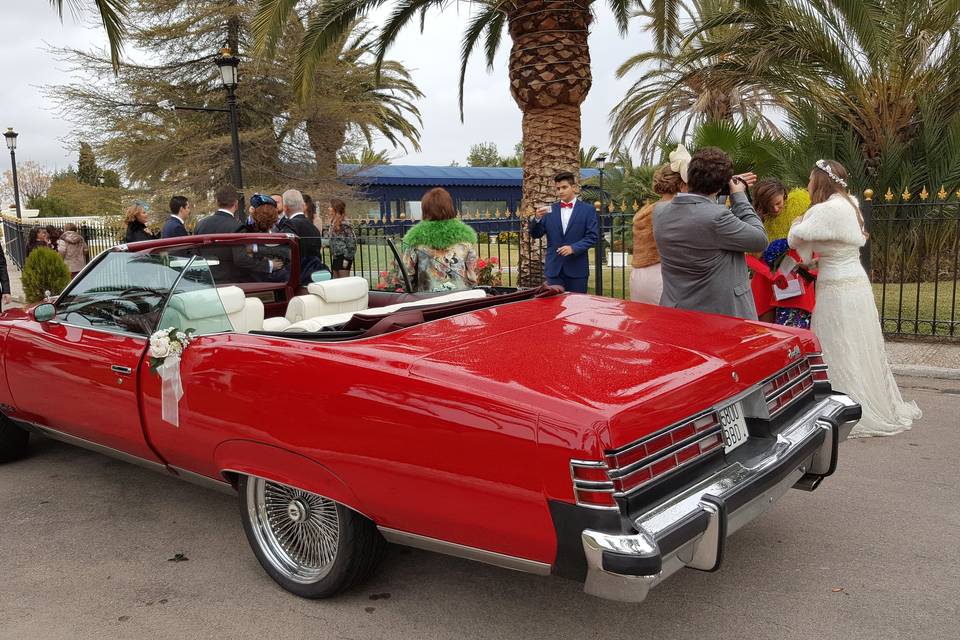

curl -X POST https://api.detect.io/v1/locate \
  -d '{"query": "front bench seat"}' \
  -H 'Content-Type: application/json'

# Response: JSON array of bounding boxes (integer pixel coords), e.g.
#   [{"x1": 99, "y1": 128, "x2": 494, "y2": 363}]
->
[
  {"x1": 284, "y1": 276, "x2": 369, "y2": 324},
  {"x1": 217, "y1": 286, "x2": 265, "y2": 333}
]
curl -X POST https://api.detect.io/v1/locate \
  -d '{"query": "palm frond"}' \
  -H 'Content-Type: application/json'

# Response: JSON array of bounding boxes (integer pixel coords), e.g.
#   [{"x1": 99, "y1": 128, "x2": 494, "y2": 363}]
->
[{"x1": 458, "y1": 4, "x2": 502, "y2": 121}]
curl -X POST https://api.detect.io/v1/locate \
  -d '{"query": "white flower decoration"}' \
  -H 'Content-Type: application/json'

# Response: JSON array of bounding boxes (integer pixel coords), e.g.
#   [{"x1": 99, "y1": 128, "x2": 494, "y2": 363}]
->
[{"x1": 150, "y1": 335, "x2": 171, "y2": 359}]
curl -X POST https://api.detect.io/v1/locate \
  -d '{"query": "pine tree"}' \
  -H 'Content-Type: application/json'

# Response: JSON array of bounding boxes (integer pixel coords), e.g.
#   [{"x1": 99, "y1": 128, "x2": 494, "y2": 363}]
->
[
  {"x1": 22, "y1": 247, "x2": 71, "y2": 303},
  {"x1": 77, "y1": 142, "x2": 100, "y2": 186}
]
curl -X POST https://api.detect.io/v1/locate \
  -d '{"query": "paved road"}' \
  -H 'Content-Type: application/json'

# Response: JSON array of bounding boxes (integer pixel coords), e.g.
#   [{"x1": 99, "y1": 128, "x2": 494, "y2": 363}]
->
[{"x1": 1, "y1": 377, "x2": 957, "y2": 640}]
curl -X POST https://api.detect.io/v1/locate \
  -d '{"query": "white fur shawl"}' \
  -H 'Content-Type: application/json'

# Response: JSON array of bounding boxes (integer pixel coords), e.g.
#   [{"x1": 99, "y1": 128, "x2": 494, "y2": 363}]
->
[{"x1": 788, "y1": 193, "x2": 866, "y2": 262}]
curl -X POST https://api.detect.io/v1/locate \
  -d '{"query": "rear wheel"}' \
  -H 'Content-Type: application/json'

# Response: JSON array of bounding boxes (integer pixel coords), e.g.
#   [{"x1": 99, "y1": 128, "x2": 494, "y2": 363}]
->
[
  {"x1": 0, "y1": 417, "x2": 29, "y2": 463},
  {"x1": 239, "y1": 475, "x2": 385, "y2": 598}
]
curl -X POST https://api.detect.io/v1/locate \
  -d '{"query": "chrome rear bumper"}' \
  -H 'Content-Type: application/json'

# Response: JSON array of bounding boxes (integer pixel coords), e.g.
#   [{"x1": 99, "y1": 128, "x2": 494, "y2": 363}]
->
[{"x1": 581, "y1": 394, "x2": 861, "y2": 603}]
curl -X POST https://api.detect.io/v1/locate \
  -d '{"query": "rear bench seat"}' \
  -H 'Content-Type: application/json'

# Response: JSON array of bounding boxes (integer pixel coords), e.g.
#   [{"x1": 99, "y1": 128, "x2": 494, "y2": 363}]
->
[
  {"x1": 282, "y1": 288, "x2": 488, "y2": 333},
  {"x1": 261, "y1": 277, "x2": 369, "y2": 332}
]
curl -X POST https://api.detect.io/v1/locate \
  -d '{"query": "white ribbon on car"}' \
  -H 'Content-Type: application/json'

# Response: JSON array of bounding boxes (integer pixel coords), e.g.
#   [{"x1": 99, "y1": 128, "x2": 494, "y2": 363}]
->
[{"x1": 157, "y1": 354, "x2": 184, "y2": 428}]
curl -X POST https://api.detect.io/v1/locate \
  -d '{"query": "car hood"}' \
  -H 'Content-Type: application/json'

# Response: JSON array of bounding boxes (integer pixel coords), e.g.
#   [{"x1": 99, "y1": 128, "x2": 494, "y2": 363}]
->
[{"x1": 393, "y1": 294, "x2": 816, "y2": 449}]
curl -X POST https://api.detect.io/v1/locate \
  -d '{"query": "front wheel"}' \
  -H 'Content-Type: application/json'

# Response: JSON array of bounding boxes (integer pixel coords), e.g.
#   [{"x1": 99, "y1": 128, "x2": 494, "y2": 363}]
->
[{"x1": 239, "y1": 475, "x2": 385, "y2": 598}]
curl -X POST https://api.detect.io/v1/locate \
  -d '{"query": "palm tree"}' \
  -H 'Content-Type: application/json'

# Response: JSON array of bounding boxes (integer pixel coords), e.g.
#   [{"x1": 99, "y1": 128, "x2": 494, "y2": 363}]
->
[
  {"x1": 297, "y1": 21, "x2": 423, "y2": 177},
  {"x1": 48, "y1": 1, "x2": 128, "y2": 72},
  {"x1": 579, "y1": 145, "x2": 601, "y2": 168},
  {"x1": 610, "y1": 0, "x2": 780, "y2": 157},
  {"x1": 339, "y1": 147, "x2": 394, "y2": 166},
  {"x1": 679, "y1": 0, "x2": 960, "y2": 190},
  {"x1": 253, "y1": 0, "x2": 645, "y2": 286}
]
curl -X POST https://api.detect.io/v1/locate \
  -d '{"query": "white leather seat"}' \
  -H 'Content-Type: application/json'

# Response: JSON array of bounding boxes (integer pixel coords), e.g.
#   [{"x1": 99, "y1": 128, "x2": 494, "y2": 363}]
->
[
  {"x1": 217, "y1": 286, "x2": 265, "y2": 333},
  {"x1": 284, "y1": 276, "x2": 369, "y2": 324},
  {"x1": 283, "y1": 288, "x2": 488, "y2": 333},
  {"x1": 261, "y1": 316, "x2": 292, "y2": 332},
  {"x1": 165, "y1": 285, "x2": 264, "y2": 333}
]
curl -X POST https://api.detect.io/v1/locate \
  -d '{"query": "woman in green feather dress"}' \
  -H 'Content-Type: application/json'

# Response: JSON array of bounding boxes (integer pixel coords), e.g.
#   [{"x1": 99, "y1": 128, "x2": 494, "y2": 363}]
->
[{"x1": 398, "y1": 188, "x2": 479, "y2": 293}]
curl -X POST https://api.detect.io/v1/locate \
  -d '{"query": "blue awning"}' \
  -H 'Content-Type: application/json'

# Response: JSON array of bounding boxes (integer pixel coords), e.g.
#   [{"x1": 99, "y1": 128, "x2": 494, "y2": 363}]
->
[{"x1": 340, "y1": 164, "x2": 601, "y2": 187}]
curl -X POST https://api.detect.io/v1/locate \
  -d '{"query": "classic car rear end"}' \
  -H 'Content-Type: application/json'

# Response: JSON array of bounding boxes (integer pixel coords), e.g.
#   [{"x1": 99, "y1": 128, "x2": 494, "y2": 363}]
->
[{"x1": 403, "y1": 293, "x2": 861, "y2": 602}]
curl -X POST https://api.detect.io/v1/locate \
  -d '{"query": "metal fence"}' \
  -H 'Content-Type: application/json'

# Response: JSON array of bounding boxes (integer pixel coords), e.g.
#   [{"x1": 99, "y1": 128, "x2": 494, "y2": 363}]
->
[
  {"x1": 5, "y1": 197, "x2": 958, "y2": 340},
  {"x1": 2, "y1": 216, "x2": 125, "y2": 268},
  {"x1": 863, "y1": 189, "x2": 960, "y2": 338}
]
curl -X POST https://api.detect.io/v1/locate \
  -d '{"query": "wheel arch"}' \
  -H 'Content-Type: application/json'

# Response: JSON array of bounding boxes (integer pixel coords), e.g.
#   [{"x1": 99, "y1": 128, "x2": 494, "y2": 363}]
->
[{"x1": 214, "y1": 440, "x2": 370, "y2": 519}]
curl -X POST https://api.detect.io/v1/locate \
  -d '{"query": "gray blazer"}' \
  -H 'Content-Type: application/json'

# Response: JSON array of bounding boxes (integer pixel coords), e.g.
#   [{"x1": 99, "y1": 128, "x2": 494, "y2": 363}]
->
[{"x1": 653, "y1": 192, "x2": 768, "y2": 320}]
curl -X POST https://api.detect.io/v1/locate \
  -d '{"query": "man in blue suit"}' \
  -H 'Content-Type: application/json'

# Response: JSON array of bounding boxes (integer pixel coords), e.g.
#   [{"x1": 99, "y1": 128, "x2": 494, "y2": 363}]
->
[
  {"x1": 528, "y1": 171, "x2": 599, "y2": 293},
  {"x1": 161, "y1": 195, "x2": 191, "y2": 238}
]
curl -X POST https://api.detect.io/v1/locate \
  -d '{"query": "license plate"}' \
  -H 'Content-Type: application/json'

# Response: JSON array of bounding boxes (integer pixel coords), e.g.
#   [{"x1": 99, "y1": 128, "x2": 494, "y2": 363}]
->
[{"x1": 719, "y1": 402, "x2": 749, "y2": 453}]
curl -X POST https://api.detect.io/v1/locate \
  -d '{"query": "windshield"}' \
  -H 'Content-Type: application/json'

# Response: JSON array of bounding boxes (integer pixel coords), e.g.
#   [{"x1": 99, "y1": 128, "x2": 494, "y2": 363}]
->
[{"x1": 54, "y1": 252, "x2": 188, "y2": 335}]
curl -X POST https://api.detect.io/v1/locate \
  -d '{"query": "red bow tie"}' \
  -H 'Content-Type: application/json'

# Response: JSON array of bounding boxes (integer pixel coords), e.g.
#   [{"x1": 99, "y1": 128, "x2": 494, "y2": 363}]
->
[{"x1": 560, "y1": 202, "x2": 574, "y2": 209}]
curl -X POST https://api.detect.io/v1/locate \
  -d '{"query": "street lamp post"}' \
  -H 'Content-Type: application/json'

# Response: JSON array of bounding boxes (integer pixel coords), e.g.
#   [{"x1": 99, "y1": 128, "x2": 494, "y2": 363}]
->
[
  {"x1": 594, "y1": 152, "x2": 608, "y2": 296},
  {"x1": 4, "y1": 128, "x2": 25, "y2": 265},
  {"x1": 215, "y1": 48, "x2": 244, "y2": 218}
]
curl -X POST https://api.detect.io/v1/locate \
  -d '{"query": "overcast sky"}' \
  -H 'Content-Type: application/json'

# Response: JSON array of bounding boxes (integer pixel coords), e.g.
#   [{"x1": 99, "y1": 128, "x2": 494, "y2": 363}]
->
[{"x1": 0, "y1": 4, "x2": 651, "y2": 172}]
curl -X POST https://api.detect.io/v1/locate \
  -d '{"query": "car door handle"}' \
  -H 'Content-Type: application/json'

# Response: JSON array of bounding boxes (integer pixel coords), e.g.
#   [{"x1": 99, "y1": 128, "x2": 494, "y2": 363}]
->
[{"x1": 111, "y1": 365, "x2": 133, "y2": 376}]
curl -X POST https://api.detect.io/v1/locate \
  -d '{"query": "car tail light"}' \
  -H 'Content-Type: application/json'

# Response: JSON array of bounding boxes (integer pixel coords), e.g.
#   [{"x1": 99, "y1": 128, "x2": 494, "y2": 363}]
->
[
  {"x1": 763, "y1": 358, "x2": 815, "y2": 417},
  {"x1": 598, "y1": 410, "x2": 726, "y2": 498},
  {"x1": 807, "y1": 353, "x2": 829, "y2": 383},
  {"x1": 570, "y1": 460, "x2": 617, "y2": 509}
]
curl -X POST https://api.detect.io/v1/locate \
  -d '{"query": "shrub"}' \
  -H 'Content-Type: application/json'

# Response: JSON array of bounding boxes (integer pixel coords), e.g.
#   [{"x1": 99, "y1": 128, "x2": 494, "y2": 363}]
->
[
  {"x1": 22, "y1": 247, "x2": 71, "y2": 303},
  {"x1": 477, "y1": 232, "x2": 490, "y2": 244},
  {"x1": 497, "y1": 231, "x2": 521, "y2": 245}
]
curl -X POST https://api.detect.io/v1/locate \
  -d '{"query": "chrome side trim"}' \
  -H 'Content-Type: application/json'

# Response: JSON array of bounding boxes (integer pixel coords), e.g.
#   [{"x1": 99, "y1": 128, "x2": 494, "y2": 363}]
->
[
  {"x1": 378, "y1": 527, "x2": 552, "y2": 576},
  {"x1": 569, "y1": 459, "x2": 619, "y2": 510},
  {"x1": 169, "y1": 466, "x2": 236, "y2": 495},
  {"x1": 21, "y1": 422, "x2": 167, "y2": 474}
]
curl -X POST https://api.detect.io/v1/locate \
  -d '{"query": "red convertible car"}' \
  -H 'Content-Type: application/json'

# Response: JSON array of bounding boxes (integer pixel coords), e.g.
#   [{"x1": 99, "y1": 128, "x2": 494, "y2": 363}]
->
[{"x1": 0, "y1": 233, "x2": 860, "y2": 602}]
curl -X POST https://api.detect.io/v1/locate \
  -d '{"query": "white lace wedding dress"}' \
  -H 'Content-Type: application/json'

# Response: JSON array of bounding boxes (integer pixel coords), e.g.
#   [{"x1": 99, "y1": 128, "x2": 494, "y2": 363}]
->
[{"x1": 789, "y1": 193, "x2": 921, "y2": 437}]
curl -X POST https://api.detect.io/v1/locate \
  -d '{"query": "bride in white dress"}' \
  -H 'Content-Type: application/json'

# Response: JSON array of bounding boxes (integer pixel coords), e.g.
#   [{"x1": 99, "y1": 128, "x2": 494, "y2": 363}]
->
[{"x1": 788, "y1": 160, "x2": 921, "y2": 437}]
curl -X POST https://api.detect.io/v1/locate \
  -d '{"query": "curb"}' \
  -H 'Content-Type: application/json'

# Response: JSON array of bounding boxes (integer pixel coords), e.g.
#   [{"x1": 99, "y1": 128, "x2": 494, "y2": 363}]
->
[{"x1": 892, "y1": 364, "x2": 960, "y2": 381}]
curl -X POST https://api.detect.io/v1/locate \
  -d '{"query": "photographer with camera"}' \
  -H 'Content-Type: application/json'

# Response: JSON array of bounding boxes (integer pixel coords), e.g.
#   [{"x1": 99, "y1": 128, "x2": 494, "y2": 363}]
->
[{"x1": 653, "y1": 147, "x2": 767, "y2": 320}]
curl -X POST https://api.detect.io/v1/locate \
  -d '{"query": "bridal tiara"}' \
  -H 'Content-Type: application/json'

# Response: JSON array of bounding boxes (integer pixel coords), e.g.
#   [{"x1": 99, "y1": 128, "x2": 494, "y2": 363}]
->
[{"x1": 815, "y1": 160, "x2": 848, "y2": 188}]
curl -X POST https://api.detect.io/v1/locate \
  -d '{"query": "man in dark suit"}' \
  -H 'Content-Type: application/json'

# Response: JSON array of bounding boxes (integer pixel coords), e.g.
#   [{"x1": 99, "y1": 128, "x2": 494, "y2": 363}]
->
[
  {"x1": 161, "y1": 195, "x2": 191, "y2": 238},
  {"x1": 528, "y1": 171, "x2": 599, "y2": 293},
  {"x1": 195, "y1": 185, "x2": 243, "y2": 235},
  {"x1": 279, "y1": 189, "x2": 327, "y2": 283}
]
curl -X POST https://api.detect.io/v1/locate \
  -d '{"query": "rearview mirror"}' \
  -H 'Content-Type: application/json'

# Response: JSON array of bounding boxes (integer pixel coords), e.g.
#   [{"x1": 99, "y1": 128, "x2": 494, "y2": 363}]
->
[{"x1": 33, "y1": 303, "x2": 55, "y2": 323}]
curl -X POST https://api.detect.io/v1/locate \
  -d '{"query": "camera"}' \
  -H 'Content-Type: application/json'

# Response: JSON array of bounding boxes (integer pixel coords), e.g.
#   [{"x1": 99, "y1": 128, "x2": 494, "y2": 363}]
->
[{"x1": 717, "y1": 176, "x2": 751, "y2": 203}]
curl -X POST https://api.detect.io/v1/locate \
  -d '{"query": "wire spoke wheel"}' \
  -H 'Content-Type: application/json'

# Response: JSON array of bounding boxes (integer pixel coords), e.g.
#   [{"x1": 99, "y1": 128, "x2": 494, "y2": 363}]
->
[{"x1": 246, "y1": 477, "x2": 341, "y2": 584}]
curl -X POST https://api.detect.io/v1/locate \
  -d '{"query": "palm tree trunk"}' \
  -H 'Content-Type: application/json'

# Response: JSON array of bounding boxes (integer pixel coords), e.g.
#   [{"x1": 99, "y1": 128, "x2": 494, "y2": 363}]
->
[
  {"x1": 506, "y1": 0, "x2": 593, "y2": 287},
  {"x1": 305, "y1": 118, "x2": 347, "y2": 179},
  {"x1": 517, "y1": 104, "x2": 582, "y2": 287}
]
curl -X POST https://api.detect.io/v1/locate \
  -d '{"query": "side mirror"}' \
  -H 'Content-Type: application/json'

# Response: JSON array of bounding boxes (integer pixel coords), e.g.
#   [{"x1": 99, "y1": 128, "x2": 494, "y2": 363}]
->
[{"x1": 33, "y1": 303, "x2": 55, "y2": 323}]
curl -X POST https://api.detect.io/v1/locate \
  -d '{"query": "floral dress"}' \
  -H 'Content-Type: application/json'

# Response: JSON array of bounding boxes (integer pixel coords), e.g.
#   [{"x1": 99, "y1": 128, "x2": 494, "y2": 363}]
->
[
  {"x1": 329, "y1": 222, "x2": 357, "y2": 262},
  {"x1": 381, "y1": 218, "x2": 479, "y2": 293},
  {"x1": 401, "y1": 242, "x2": 478, "y2": 292}
]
